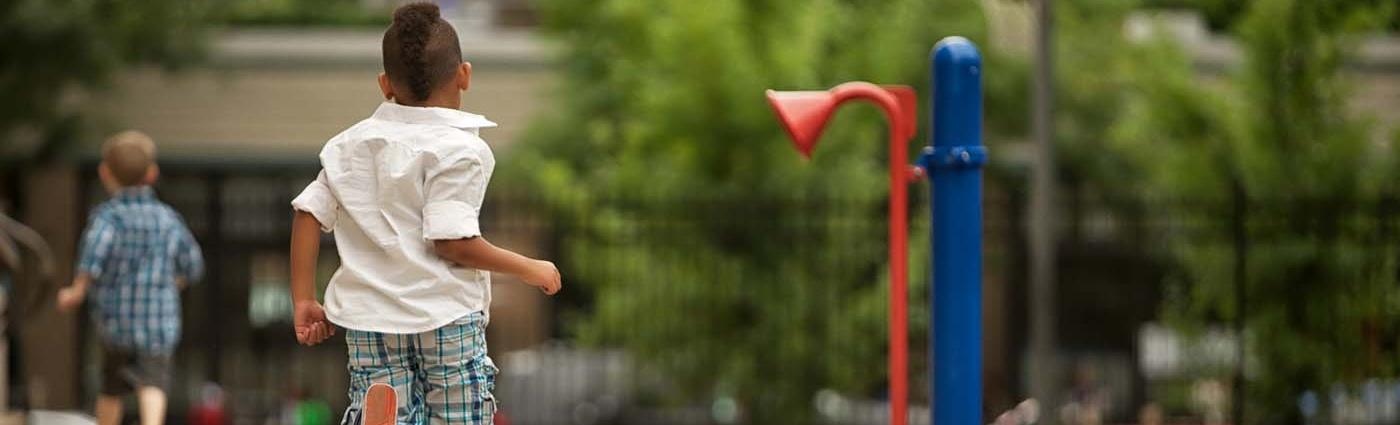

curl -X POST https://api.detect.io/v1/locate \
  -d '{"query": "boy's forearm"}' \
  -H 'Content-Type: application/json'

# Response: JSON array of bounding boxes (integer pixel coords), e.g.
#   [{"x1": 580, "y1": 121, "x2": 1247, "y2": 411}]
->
[
  {"x1": 289, "y1": 211, "x2": 322, "y2": 303},
  {"x1": 180, "y1": 233, "x2": 206, "y2": 284},
  {"x1": 434, "y1": 237, "x2": 536, "y2": 277}
]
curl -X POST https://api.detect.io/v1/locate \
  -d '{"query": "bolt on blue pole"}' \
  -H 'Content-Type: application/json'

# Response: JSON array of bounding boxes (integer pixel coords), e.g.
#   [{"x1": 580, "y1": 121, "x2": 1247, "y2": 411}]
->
[{"x1": 930, "y1": 36, "x2": 984, "y2": 425}]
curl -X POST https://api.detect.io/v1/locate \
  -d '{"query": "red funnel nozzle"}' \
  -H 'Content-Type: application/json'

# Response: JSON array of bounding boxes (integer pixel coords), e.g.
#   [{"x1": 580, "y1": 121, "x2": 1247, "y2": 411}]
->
[
  {"x1": 767, "y1": 84, "x2": 917, "y2": 158},
  {"x1": 765, "y1": 90, "x2": 838, "y2": 158}
]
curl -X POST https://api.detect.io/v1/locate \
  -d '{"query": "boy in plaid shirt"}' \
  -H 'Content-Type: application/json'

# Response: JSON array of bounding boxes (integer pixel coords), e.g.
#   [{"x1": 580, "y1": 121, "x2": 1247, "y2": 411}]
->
[
  {"x1": 288, "y1": 3, "x2": 561, "y2": 424},
  {"x1": 58, "y1": 130, "x2": 205, "y2": 425}
]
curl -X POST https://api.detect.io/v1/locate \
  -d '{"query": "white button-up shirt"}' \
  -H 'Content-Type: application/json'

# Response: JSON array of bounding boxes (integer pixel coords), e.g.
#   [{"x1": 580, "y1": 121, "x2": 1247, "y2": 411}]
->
[{"x1": 292, "y1": 102, "x2": 497, "y2": 334}]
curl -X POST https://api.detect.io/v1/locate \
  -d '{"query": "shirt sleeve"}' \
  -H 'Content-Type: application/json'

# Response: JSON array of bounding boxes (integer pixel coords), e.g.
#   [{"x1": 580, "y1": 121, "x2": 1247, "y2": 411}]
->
[
  {"x1": 422, "y1": 153, "x2": 488, "y2": 240},
  {"x1": 75, "y1": 213, "x2": 116, "y2": 279},
  {"x1": 291, "y1": 170, "x2": 339, "y2": 232},
  {"x1": 174, "y1": 222, "x2": 205, "y2": 284}
]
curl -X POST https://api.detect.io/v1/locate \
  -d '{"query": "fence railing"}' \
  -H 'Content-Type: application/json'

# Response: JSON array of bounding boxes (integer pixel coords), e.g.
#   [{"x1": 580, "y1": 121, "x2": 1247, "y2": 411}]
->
[{"x1": 44, "y1": 167, "x2": 1400, "y2": 424}]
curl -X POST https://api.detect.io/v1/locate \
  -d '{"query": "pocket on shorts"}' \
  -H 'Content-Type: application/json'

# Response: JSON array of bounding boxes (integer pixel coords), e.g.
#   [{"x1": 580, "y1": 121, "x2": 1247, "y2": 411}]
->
[
  {"x1": 473, "y1": 356, "x2": 499, "y2": 414},
  {"x1": 479, "y1": 355, "x2": 499, "y2": 387}
]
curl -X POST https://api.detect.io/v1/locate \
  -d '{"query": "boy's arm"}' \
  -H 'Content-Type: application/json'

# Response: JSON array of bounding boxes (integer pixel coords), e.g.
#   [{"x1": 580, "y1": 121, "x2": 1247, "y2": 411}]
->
[
  {"x1": 290, "y1": 211, "x2": 334, "y2": 345},
  {"x1": 433, "y1": 237, "x2": 560, "y2": 294},
  {"x1": 288, "y1": 172, "x2": 338, "y2": 345},
  {"x1": 421, "y1": 152, "x2": 560, "y2": 295},
  {"x1": 173, "y1": 221, "x2": 205, "y2": 290},
  {"x1": 58, "y1": 214, "x2": 115, "y2": 313},
  {"x1": 56, "y1": 273, "x2": 92, "y2": 313}
]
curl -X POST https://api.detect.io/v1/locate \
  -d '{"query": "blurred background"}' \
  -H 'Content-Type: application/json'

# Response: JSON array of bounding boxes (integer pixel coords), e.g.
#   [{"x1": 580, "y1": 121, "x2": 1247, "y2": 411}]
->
[{"x1": 1, "y1": 0, "x2": 1399, "y2": 424}]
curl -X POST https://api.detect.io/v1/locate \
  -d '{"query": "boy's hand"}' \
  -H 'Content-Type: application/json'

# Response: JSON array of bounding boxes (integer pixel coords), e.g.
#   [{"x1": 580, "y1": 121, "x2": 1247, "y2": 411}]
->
[
  {"x1": 56, "y1": 286, "x2": 85, "y2": 313},
  {"x1": 293, "y1": 300, "x2": 336, "y2": 346},
  {"x1": 524, "y1": 260, "x2": 562, "y2": 295}
]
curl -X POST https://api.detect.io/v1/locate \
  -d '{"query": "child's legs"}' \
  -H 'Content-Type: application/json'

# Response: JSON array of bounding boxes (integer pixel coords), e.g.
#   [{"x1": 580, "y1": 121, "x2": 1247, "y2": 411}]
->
[
  {"x1": 415, "y1": 313, "x2": 497, "y2": 425},
  {"x1": 344, "y1": 329, "x2": 424, "y2": 425},
  {"x1": 98, "y1": 345, "x2": 132, "y2": 425},
  {"x1": 94, "y1": 395, "x2": 122, "y2": 425},
  {"x1": 134, "y1": 352, "x2": 172, "y2": 425},
  {"x1": 99, "y1": 346, "x2": 171, "y2": 425},
  {"x1": 136, "y1": 386, "x2": 167, "y2": 425}
]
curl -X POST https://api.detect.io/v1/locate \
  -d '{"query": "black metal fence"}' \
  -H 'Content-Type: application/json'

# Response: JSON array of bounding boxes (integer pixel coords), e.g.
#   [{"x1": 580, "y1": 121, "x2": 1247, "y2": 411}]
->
[{"x1": 48, "y1": 163, "x2": 1400, "y2": 424}]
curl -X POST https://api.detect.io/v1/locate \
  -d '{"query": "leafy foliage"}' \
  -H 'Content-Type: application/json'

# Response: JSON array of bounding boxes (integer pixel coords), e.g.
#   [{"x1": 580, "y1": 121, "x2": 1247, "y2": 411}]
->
[
  {"x1": 1110, "y1": 0, "x2": 1399, "y2": 422},
  {"x1": 510, "y1": 0, "x2": 1397, "y2": 421},
  {"x1": 506, "y1": 0, "x2": 999, "y2": 420},
  {"x1": 505, "y1": 0, "x2": 1201, "y2": 420}
]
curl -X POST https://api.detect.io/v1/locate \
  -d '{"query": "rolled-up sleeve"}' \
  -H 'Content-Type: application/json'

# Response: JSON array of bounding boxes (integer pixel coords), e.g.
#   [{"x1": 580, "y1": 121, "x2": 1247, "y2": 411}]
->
[
  {"x1": 422, "y1": 154, "x2": 487, "y2": 240},
  {"x1": 291, "y1": 170, "x2": 339, "y2": 232}
]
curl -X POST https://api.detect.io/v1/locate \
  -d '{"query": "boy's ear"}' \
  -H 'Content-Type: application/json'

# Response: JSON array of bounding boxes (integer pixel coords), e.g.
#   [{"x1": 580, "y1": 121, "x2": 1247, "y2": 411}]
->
[
  {"x1": 143, "y1": 164, "x2": 160, "y2": 185},
  {"x1": 377, "y1": 73, "x2": 394, "y2": 101},
  {"x1": 456, "y1": 62, "x2": 472, "y2": 93},
  {"x1": 98, "y1": 163, "x2": 118, "y2": 192}
]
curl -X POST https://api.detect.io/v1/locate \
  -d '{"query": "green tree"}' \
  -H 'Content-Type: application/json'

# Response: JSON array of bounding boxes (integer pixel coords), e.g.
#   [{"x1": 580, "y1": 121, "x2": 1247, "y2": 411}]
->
[
  {"x1": 0, "y1": 0, "x2": 214, "y2": 165},
  {"x1": 507, "y1": 0, "x2": 996, "y2": 421},
  {"x1": 505, "y1": 0, "x2": 1175, "y2": 420},
  {"x1": 1110, "y1": 0, "x2": 1399, "y2": 422}
]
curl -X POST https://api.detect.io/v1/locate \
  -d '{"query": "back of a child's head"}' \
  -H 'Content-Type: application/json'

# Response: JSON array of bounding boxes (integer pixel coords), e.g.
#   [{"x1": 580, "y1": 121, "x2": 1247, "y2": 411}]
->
[
  {"x1": 383, "y1": 2, "x2": 462, "y2": 104},
  {"x1": 102, "y1": 130, "x2": 156, "y2": 187}
]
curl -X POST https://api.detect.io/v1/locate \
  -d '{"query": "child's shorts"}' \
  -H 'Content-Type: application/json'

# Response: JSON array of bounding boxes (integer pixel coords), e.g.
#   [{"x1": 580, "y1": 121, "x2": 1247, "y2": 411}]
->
[
  {"x1": 100, "y1": 345, "x2": 171, "y2": 396},
  {"x1": 341, "y1": 312, "x2": 497, "y2": 425}
]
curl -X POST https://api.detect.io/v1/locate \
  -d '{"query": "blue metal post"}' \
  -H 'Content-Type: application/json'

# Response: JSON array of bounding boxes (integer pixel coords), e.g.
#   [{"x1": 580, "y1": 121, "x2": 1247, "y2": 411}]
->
[{"x1": 930, "y1": 37, "x2": 984, "y2": 425}]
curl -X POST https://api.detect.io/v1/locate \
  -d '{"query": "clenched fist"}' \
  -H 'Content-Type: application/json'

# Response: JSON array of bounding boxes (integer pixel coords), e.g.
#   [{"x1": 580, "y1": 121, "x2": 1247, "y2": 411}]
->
[
  {"x1": 294, "y1": 300, "x2": 336, "y2": 346},
  {"x1": 524, "y1": 260, "x2": 561, "y2": 295}
]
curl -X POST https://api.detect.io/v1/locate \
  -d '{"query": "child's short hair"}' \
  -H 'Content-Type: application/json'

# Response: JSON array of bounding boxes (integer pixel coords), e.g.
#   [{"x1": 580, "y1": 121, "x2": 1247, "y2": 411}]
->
[
  {"x1": 382, "y1": 2, "x2": 462, "y2": 103},
  {"x1": 102, "y1": 130, "x2": 156, "y2": 187}
]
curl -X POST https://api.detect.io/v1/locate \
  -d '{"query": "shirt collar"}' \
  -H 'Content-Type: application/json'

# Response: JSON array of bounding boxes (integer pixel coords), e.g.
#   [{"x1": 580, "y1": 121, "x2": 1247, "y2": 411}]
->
[
  {"x1": 371, "y1": 102, "x2": 497, "y2": 129},
  {"x1": 113, "y1": 186, "x2": 155, "y2": 202}
]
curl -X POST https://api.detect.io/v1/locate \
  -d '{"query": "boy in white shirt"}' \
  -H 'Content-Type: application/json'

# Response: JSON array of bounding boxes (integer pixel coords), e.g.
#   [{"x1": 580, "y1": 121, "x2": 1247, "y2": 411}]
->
[{"x1": 287, "y1": 3, "x2": 561, "y2": 424}]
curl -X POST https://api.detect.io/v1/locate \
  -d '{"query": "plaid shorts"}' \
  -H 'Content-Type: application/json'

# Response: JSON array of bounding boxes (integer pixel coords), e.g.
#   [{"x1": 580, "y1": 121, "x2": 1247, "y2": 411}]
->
[{"x1": 341, "y1": 312, "x2": 497, "y2": 425}]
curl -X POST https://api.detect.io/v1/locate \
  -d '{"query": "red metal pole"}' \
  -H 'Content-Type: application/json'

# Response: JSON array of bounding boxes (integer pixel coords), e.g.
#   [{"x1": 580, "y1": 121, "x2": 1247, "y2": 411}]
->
[
  {"x1": 887, "y1": 116, "x2": 909, "y2": 425},
  {"x1": 829, "y1": 83, "x2": 911, "y2": 425},
  {"x1": 767, "y1": 82, "x2": 915, "y2": 425}
]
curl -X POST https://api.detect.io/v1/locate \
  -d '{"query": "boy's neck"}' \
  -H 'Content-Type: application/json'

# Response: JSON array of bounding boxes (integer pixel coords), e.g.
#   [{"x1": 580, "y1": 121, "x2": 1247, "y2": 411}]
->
[
  {"x1": 397, "y1": 91, "x2": 460, "y2": 110},
  {"x1": 107, "y1": 184, "x2": 152, "y2": 196}
]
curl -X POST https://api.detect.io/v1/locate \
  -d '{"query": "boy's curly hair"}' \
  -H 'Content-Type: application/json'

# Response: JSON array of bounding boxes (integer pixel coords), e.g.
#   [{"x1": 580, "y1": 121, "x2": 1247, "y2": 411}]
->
[{"x1": 382, "y1": 2, "x2": 462, "y2": 103}]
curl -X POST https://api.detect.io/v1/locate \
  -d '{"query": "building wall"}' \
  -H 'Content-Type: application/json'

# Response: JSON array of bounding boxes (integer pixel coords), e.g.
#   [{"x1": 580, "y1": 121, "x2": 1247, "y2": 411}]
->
[
  {"x1": 88, "y1": 66, "x2": 552, "y2": 161},
  {"x1": 1354, "y1": 72, "x2": 1400, "y2": 144}
]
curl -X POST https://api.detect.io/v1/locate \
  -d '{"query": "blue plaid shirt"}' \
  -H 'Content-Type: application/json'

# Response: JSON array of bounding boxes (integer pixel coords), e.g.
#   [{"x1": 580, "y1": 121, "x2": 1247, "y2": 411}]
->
[{"x1": 77, "y1": 186, "x2": 203, "y2": 354}]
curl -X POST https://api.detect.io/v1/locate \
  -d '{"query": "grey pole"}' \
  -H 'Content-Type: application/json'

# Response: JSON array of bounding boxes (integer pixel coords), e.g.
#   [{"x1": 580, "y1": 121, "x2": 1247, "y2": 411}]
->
[{"x1": 1028, "y1": 0, "x2": 1059, "y2": 418}]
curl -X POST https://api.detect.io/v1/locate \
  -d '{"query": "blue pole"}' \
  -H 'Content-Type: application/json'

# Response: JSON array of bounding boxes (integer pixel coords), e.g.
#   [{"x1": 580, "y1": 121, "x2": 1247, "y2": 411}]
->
[{"x1": 930, "y1": 37, "x2": 984, "y2": 425}]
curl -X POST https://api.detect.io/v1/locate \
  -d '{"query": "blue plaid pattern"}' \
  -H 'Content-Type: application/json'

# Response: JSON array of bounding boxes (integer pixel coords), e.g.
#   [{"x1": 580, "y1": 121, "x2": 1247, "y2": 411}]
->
[
  {"x1": 77, "y1": 186, "x2": 204, "y2": 354},
  {"x1": 342, "y1": 312, "x2": 497, "y2": 425}
]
